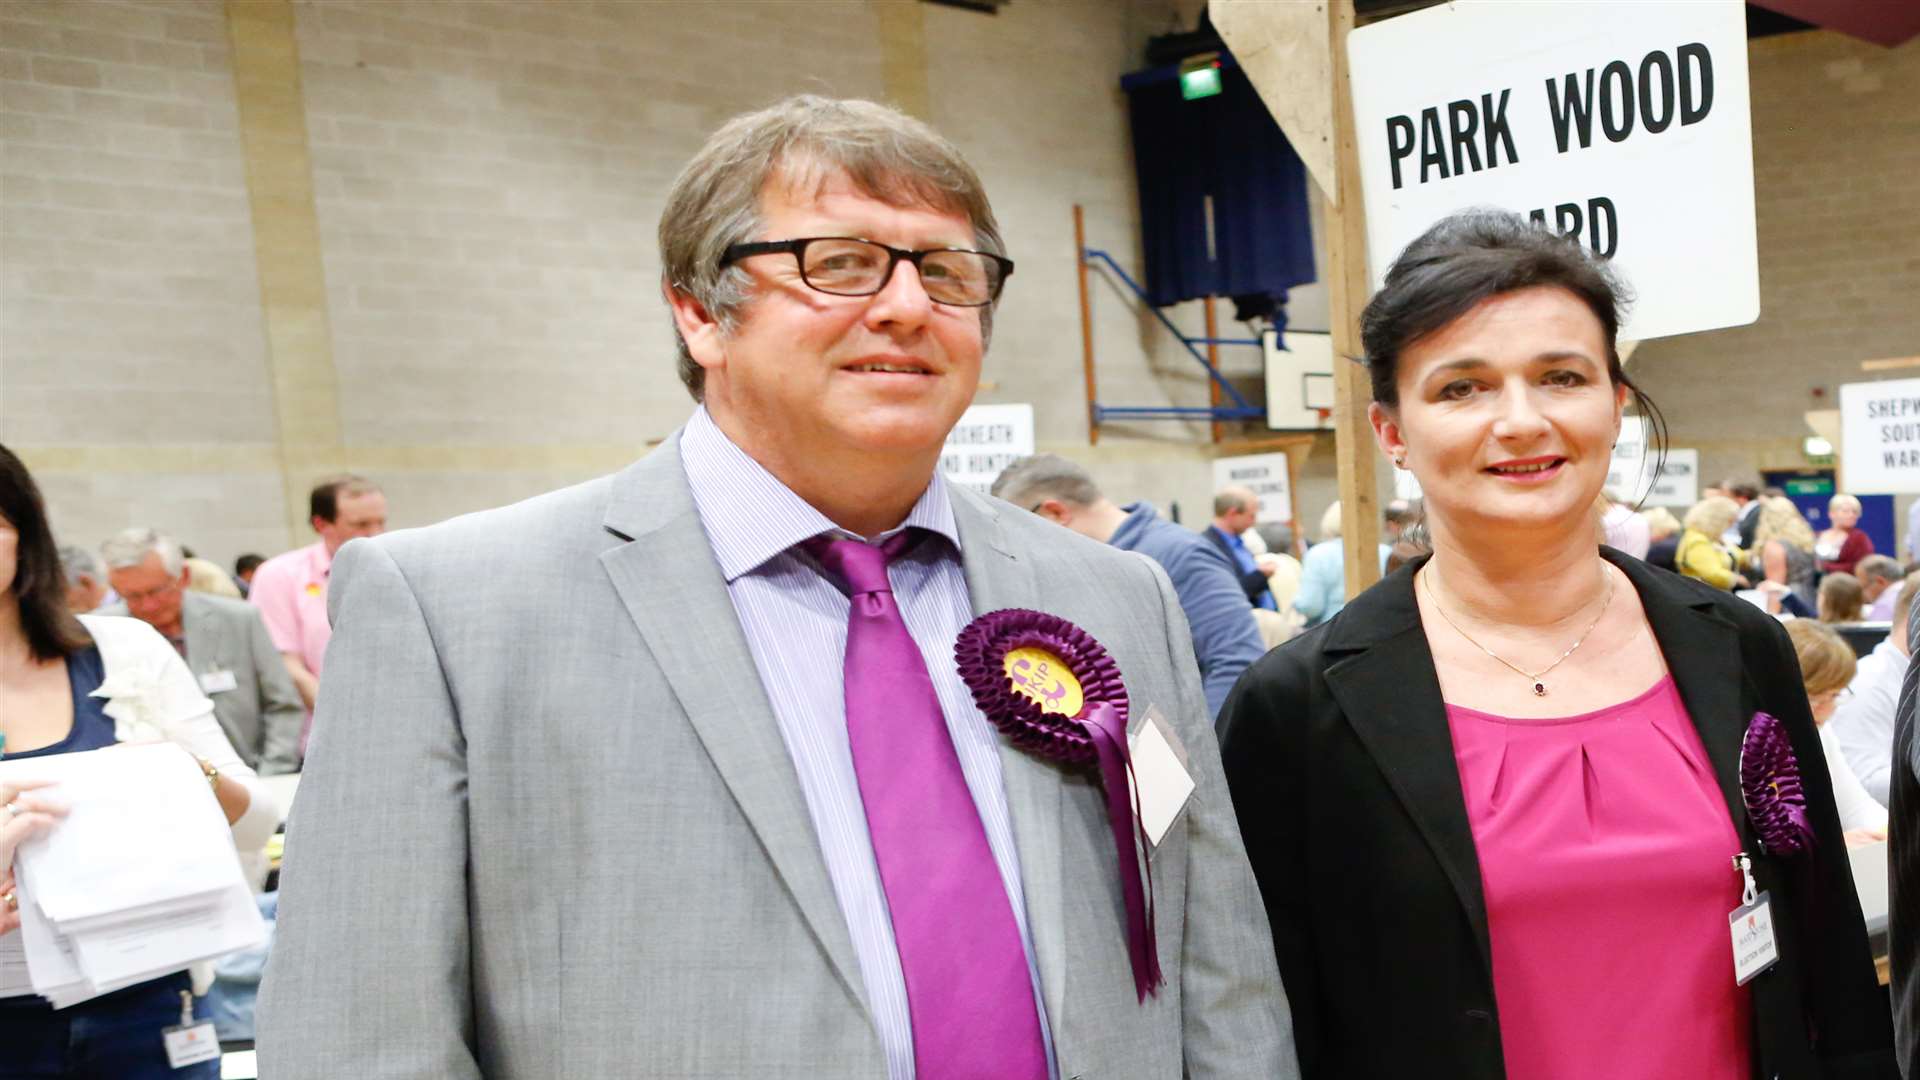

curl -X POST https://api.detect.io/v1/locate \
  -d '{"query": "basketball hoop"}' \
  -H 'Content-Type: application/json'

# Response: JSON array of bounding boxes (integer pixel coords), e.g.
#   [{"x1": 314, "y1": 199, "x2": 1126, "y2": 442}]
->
[{"x1": 1314, "y1": 407, "x2": 1333, "y2": 424}]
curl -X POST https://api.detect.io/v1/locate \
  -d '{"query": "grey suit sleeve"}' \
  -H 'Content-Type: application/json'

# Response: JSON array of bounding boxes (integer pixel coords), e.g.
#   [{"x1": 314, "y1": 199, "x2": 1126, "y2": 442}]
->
[
  {"x1": 256, "y1": 539, "x2": 481, "y2": 1080},
  {"x1": 245, "y1": 605, "x2": 305, "y2": 776},
  {"x1": 1142, "y1": 562, "x2": 1300, "y2": 1078}
]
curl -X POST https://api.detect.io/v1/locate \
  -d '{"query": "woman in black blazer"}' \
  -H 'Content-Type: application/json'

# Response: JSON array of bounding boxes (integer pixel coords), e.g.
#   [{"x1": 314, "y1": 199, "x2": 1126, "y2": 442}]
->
[{"x1": 1219, "y1": 210, "x2": 1894, "y2": 1079}]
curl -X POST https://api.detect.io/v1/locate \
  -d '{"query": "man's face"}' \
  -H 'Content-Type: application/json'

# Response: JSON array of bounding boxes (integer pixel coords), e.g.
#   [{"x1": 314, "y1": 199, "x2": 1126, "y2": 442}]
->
[
  {"x1": 315, "y1": 490, "x2": 388, "y2": 555},
  {"x1": 1221, "y1": 502, "x2": 1256, "y2": 534},
  {"x1": 676, "y1": 170, "x2": 986, "y2": 473},
  {"x1": 109, "y1": 553, "x2": 186, "y2": 633},
  {"x1": 65, "y1": 575, "x2": 105, "y2": 613}
]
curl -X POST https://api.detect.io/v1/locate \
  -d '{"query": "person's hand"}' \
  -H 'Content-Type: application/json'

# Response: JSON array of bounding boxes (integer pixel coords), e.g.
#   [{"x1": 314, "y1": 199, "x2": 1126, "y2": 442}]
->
[
  {"x1": 1732, "y1": 575, "x2": 1752, "y2": 589},
  {"x1": 0, "y1": 781, "x2": 68, "y2": 934},
  {"x1": 1844, "y1": 827, "x2": 1887, "y2": 848},
  {"x1": 1255, "y1": 554, "x2": 1281, "y2": 577}
]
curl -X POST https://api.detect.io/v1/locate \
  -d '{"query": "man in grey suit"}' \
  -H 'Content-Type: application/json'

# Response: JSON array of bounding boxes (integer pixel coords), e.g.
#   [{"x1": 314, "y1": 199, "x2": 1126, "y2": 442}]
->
[
  {"x1": 100, "y1": 527, "x2": 303, "y2": 775},
  {"x1": 258, "y1": 96, "x2": 1295, "y2": 1079}
]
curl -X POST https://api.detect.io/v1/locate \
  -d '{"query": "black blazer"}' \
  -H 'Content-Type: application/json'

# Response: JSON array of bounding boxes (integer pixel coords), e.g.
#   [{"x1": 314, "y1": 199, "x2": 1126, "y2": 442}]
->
[
  {"x1": 1200, "y1": 524, "x2": 1272, "y2": 607},
  {"x1": 1219, "y1": 548, "x2": 1895, "y2": 1080}
]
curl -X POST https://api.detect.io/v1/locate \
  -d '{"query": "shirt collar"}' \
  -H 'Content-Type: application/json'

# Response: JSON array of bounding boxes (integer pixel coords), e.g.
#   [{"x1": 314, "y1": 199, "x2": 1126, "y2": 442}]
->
[
  {"x1": 679, "y1": 405, "x2": 961, "y2": 583},
  {"x1": 309, "y1": 540, "x2": 334, "y2": 579}
]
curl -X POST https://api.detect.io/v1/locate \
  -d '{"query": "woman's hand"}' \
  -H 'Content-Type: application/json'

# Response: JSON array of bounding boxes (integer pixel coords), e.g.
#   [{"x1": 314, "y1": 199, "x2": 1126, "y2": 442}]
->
[
  {"x1": 0, "y1": 780, "x2": 69, "y2": 934},
  {"x1": 1844, "y1": 826, "x2": 1887, "y2": 848}
]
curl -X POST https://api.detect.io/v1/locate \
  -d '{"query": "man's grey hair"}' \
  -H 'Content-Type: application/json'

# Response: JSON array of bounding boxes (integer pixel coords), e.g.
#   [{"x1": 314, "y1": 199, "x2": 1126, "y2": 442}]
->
[
  {"x1": 658, "y1": 95, "x2": 1006, "y2": 402},
  {"x1": 1213, "y1": 487, "x2": 1258, "y2": 517},
  {"x1": 1858, "y1": 554, "x2": 1902, "y2": 585},
  {"x1": 99, "y1": 527, "x2": 185, "y2": 577},
  {"x1": 990, "y1": 453, "x2": 1104, "y2": 510},
  {"x1": 57, "y1": 544, "x2": 101, "y2": 587}
]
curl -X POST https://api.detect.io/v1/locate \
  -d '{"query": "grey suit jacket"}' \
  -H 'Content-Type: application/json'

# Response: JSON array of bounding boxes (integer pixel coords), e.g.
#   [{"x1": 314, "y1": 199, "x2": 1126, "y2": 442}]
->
[
  {"x1": 104, "y1": 591, "x2": 303, "y2": 775},
  {"x1": 257, "y1": 434, "x2": 1295, "y2": 1079}
]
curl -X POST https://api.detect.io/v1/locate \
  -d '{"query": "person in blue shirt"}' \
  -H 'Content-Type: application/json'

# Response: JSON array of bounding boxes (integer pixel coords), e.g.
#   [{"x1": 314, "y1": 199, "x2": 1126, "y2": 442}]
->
[
  {"x1": 992, "y1": 454, "x2": 1267, "y2": 723},
  {"x1": 1203, "y1": 487, "x2": 1278, "y2": 611},
  {"x1": 1294, "y1": 500, "x2": 1391, "y2": 628}
]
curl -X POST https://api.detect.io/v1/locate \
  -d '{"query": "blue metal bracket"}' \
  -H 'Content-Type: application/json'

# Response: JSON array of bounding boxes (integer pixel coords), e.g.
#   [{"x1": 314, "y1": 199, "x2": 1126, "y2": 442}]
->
[{"x1": 1081, "y1": 247, "x2": 1266, "y2": 428}]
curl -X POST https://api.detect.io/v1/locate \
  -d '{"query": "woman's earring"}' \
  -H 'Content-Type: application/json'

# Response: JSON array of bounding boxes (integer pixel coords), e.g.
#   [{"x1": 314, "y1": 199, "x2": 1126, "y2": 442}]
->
[{"x1": 1393, "y1": 453, "x2": 1407, "y2": 469}]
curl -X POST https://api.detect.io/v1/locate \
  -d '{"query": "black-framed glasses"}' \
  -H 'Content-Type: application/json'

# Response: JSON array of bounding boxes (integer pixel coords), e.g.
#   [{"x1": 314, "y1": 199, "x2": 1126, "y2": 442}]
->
[{"x1": 720, "y1": 237, "x2": 1013, "y2": 307}]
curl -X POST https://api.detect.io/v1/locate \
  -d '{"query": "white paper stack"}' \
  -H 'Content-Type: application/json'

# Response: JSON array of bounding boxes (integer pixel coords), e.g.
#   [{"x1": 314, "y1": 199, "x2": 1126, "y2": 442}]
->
[{"x1": 0, "y1": 743, "x2": 265, "y2": 1008}]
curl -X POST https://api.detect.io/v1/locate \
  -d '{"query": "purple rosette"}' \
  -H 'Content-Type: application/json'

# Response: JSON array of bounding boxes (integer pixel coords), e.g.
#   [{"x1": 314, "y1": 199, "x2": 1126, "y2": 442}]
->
[
  {"x1": 956, "y1": 609, "x2": 1162, "y2": 1001},
  {"x1": 1739, "y1": 711, "x2": 1814, "y2": 856}
]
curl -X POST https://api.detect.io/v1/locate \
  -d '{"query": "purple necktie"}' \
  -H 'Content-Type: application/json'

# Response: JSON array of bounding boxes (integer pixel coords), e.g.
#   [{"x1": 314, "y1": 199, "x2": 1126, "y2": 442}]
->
[{"x1": 808, "y1": 532, "x2": 1048, "y2": 1080}]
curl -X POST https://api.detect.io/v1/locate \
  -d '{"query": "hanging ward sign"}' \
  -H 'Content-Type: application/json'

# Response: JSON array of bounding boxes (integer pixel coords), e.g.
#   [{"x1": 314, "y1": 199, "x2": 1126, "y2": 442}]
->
[{"x1": 1347, "y1": 0, "x2": 1758, "y2": 342}]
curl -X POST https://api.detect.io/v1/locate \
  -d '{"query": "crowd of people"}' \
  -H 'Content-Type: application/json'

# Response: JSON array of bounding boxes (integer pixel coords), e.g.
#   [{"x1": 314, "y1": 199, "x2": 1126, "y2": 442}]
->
[
  {"x1": 0, "y1": 460, "x2": 383, "y2": 1076},
  {"x1": 2, "y1": 92, "x2": 1916, "y2": 1079}
]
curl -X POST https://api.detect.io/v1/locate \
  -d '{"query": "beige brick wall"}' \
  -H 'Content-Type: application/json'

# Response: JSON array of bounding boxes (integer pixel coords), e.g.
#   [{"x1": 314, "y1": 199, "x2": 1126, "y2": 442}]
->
[
  {"x1": 11, "y1": 3, "x2": 1910, "y2": 567},
  {"x1": 1628, "y1": 31, "x2": 1920, "y2": 507},
  {"x1": 0, "y1": 0, "x2": 286, "y2": 562}
]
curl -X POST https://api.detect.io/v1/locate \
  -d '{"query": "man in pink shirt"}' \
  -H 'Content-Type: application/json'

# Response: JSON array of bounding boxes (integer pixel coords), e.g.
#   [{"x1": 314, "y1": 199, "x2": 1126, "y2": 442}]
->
[{"x1": 250, "y1": 476, "x2": 388, "y2": 741}]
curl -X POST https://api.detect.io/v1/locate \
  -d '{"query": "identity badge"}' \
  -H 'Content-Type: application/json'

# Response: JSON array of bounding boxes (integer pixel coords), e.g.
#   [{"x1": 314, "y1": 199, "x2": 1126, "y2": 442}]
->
[
  {"x1": 1729, "y1": 891, "x2": 1779, "y2": 986},
  {"x1": 198, "y1": 669, "x2": 238, "y2": 695},
  {"x1": 1128, "y1": 705, "x2": 1195, "y2": 848},
  {"x1": 163, "y1": 991, "x2": 220, "y2": 1068}
]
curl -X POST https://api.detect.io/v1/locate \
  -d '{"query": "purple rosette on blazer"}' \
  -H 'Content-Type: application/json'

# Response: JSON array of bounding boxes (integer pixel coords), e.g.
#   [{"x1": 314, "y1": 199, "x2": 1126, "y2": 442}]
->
[
  {"x1": 1740, "y1": 711, "x2": 1815, "y2": 856},
  {"x1": 956, "y1": 609, "x2": 1163, "y2": 1000}
]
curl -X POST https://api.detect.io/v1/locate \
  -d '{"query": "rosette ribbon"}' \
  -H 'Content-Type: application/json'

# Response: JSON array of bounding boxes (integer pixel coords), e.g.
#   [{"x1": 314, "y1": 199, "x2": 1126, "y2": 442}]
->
[
  {"x1": 1739, "y1": 711, "x2": 1814, "y2": 857},
  {"x1": 956, "y1": 609, "x2": 1162, "y2": 1001}
]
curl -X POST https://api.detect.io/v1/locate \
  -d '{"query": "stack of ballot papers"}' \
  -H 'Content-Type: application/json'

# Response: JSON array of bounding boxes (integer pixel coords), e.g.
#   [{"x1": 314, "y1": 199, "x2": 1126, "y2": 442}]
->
[{"x1": 0, "y1": 743, "x2": 264, "y2": 1008}]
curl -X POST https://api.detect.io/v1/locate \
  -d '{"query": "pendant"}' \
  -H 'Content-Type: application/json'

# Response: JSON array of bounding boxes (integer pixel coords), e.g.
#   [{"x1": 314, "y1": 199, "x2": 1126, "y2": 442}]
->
[{"x1": 1533, "y1": 682, "x2": 1547, "y2": 697}]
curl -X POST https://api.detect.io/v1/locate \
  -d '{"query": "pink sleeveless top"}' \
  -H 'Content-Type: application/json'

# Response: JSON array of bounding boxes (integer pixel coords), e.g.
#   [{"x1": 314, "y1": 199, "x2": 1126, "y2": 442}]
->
[{"x1": 1445, "y1": 676, "x2": 1753, "y2": 1079}]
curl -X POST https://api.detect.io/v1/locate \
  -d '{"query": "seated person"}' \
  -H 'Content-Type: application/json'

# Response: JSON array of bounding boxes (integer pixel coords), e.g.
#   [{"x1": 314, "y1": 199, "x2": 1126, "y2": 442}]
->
[
  {"x1": 1783, "y1": 619, "x2": 1886, "y2": 844},
  {"x1": 1829, "y1": 572, "x2": 1920, "y2": 806}
]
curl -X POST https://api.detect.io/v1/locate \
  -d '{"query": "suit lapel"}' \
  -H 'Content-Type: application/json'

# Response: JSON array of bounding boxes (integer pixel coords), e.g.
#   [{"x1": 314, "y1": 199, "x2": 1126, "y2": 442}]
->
[
  {"x1": 1329, "y1": 552, "x2": 1766, "y2": 984},
  {"x1": 949, "y1": 492, "x2": 1068, "y2": 1034},
  {"x1": 181, "y1": 592, "x2": 219, "y2": 672},
  {"x1": 1608, "y1": 551, "x2": 1756, "y2": 844},
  {"x1": 597, "y1": 438, "x2": 869, "y2": 1016},
  {"x1": 1322, "y1": 562, "x2": 1494, "y2": 973}
]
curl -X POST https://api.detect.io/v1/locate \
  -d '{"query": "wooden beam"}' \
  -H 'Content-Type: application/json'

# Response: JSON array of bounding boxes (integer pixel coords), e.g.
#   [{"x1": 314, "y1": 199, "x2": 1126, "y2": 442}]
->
[
  {"x1": 1861, "y1": 356, "x2": 1920, "y2": 372},
  {"x1": 1205, "y1": 296, "x2": 1223, "y2": 443},
  {"x1": 1075, "y1": 204, "x2": 1099, "y2": 445},
  {"x1": 1324, "y1": 0, "x2": 1382, "y2": 597}
]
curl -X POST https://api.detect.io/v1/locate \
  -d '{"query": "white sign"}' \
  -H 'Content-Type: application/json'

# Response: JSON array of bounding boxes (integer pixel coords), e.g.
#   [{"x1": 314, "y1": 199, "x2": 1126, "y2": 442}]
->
[
  {"x1": 1348, "y1": 0, "x2": 1757, "y2": 342},
  {"x1": 1607, "y1": 415, "x2": 1653, "y2": 502},
  {"x1": 1607, "y1": 418, "x2": 1697, "y2": 506},
  {"x1": 1213, "y1": 452, "x2": 1293, "y2": 524},
  {"x1": 1840, "y1": 379, "x2": 1920, "y2": 494},
  {"x1": 1645, "y1": 449, "x2": 1699, "y2": 507},
  {"x1": 939, "y1": 403, "x2": 1034, "y2": 494}
]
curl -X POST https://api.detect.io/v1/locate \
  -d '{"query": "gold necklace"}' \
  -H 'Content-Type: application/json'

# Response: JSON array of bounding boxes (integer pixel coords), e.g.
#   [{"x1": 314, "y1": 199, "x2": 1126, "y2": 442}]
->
[{"x1": 1421, "y1": 564, "x2": 1615, "y2": 697}]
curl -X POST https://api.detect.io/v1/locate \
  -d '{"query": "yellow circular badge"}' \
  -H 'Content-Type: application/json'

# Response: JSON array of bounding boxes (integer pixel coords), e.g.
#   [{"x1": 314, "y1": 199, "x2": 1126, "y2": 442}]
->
[{"x1": 1002, "y1": 646, "x2": 1085, "y2": 718}]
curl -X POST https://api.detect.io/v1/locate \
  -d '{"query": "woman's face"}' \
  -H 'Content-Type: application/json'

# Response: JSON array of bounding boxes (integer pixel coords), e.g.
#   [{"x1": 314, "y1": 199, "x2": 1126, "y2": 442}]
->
[
  {"x1": 1830, "y1": 503, "x2": 1860, "y2": 529},
  {"x1": 1808, "y1": 686, "x2": 1844, "y2": 726},
  {"x1": 1370, "y1": 286, "x2": 1627, "y2": 542}
]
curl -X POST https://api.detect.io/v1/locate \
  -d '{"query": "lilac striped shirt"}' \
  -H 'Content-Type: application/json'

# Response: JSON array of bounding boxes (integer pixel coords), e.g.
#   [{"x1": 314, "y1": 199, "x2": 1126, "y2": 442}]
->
[{"x1": 679, "y1": 407, "x2": 1055, "y2": 1080}]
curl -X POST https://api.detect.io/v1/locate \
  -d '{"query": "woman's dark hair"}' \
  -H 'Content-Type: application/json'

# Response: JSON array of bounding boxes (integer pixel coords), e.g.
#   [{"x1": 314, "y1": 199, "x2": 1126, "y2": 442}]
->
[
  {"x1": 1358, "y1": 208, "x2": 1667, "y2": 487},
  {"x1": 0, "y1": 444, "x2": 92, "y2": 661}
]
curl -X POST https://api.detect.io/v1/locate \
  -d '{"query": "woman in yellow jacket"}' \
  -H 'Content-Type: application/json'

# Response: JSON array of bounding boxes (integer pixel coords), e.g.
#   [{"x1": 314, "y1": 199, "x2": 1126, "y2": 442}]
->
[{"x1": 1676, "y1": 495, "x2": 1749, "y2": 590}]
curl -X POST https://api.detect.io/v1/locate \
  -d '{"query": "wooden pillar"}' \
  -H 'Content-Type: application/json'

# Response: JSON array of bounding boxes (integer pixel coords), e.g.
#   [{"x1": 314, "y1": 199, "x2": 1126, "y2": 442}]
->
[
  {"x1": 1075, "y1": 204, "x2": 1100, "y2": 445},
  {"x1": 1204, "y1": 296, "x2": 1222, "y2": 443},
  {"x1": 1325, "y1": 0, "x2": 1381, "y2": 597}
]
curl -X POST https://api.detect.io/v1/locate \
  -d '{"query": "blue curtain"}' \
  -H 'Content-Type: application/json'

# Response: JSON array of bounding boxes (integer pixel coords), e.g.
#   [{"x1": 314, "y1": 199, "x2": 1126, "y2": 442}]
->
[{"x1": 1123, "y1": 59, "x2": 1316, "y2": 311}]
